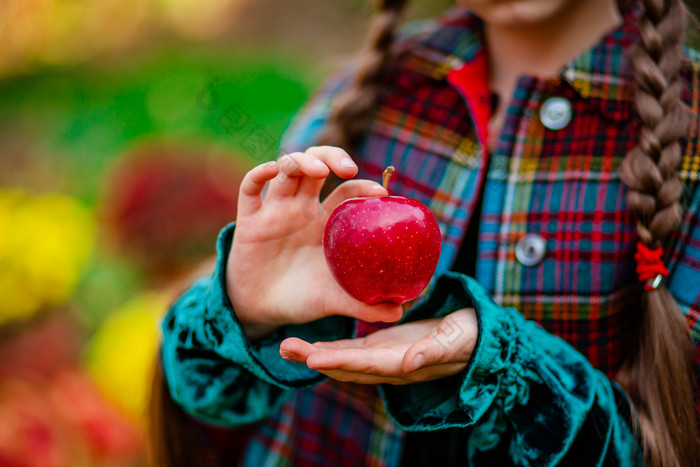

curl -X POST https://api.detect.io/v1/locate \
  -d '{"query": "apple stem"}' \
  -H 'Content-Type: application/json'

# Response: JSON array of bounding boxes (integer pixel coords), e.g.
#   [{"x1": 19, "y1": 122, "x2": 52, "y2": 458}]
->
[{"x1": 382, "y1": 166, "x2": 395, "y2": 190}]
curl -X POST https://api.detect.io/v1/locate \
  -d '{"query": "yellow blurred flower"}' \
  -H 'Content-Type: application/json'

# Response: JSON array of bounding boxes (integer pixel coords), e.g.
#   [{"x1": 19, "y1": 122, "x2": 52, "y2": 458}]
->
[
  {"x1": 0, "y1": 190, "x2": 95, "y2": 326},
  {"x1": 86, "y1": 291, "x2": 169, "y2": 422}
]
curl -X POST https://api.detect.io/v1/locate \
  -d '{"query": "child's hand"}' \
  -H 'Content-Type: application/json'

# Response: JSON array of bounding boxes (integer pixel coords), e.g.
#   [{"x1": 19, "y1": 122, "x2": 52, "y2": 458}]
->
[
  {"x1": 228, "y1": 146, "x2": 404, "y2": 339},
  {"x1": 278, "y1": 308, "x2": 477, "y2": 385}
]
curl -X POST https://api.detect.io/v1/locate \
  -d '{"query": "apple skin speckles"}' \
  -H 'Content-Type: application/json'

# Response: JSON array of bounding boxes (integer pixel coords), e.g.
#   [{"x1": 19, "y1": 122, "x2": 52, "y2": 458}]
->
[{"x1": 323, "y1": 195, "x2": 442, "y2": 305}]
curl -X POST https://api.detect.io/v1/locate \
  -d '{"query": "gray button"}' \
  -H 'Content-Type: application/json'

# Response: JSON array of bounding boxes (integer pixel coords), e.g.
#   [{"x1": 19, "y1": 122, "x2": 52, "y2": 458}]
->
[
  {"x1": 515, "y1": 234, "x2": 547, "y2": 266},
  {"x1": 540, "y1": 97, "x2": 571, "y2": 130}
]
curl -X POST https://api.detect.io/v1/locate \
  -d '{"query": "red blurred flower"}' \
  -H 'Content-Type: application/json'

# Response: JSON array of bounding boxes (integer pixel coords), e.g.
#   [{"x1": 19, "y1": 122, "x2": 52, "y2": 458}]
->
[
  {"x1": 0, "y1": 380, "x2": 73, "y2": 467},
  {"x1": 101, "y1": 145, "x2": 250, "y2": 281},
  {"x1": 49, "y1": 370, "x2": 142, "y2": 461},
  {"x1": 0, "y1": 371, "x2": 144, "y2": 466}
]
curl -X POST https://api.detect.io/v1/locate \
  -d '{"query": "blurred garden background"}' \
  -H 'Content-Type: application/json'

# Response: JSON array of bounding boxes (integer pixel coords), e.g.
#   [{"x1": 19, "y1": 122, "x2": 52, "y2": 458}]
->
[
  {"x1": 0, "y1": 1, "x2": 453, "y2": 465},
  {"x1": 1, "y1": 1, "x2": 699, "y2": 466}
]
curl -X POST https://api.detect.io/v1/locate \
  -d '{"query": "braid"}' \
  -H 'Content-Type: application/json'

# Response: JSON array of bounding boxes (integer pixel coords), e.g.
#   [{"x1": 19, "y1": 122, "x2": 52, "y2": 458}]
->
[
  {"x1": 319, "y1": 0, "x2": 409, "y2": 150},
  {"x1": 618, "y1": 0, "x2": 699, "y2": 465}
]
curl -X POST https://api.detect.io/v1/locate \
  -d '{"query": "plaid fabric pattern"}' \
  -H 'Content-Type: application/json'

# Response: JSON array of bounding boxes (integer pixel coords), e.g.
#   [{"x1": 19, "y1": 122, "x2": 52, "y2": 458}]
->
[
  {"x1": 242, "y1": 381, "x2": 404, "y2": 466},
  {"x1": 215, "y1": 5, "x2": 700, "y2": 465}
]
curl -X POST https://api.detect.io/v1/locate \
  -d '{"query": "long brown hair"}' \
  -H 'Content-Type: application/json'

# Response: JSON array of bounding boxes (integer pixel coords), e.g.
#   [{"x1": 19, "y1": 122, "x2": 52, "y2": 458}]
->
[
  {"x1": 319, "y1": 0, "x2": 409, "y2": 149},
  {"x1": 148, "y1": 362, "x2": 197, "y2": 467},
  {"x1": 321, "y1": 0, "x2": 699, "y2": 465},
  {"x1": 618, "y1": 0, "x2": 699, "y2": 465}
]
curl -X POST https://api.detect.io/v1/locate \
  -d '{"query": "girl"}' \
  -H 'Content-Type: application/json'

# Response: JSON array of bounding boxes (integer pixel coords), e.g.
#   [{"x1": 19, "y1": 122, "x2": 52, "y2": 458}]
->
[{"x1": 153, "y1": 0, "x2": 700, "y2": 465}]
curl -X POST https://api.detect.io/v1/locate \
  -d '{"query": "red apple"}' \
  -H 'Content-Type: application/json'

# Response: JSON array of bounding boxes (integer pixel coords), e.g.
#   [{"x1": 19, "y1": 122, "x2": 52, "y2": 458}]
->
[{"x1": 323, "y1": 167, "x2": 442, "y2": 305}]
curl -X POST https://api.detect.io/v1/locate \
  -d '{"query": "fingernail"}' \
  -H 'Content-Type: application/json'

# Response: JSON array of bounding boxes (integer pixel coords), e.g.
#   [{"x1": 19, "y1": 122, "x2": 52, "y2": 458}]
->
[
  {"x1": 280, "y1": 350, "x2": 298, "y2": 361},
  {"x1": 312, "y1": 159, "x2": 327, "y2": 168},
  {"x1": 410, "y1": 354, "x2": 424, "y2": 371},
  {"x1": 340, "y1": 157, "x2": 356, "y2": 168},
  {"x1": 371, "y1": 184, "x2": 386, "y2": 191}
]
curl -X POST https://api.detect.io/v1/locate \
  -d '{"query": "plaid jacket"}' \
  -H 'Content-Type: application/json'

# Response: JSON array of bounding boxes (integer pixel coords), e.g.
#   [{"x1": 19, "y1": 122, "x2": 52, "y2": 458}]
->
[{"x1": 161, "y1": 4, "x2": 700, "y2": 466}]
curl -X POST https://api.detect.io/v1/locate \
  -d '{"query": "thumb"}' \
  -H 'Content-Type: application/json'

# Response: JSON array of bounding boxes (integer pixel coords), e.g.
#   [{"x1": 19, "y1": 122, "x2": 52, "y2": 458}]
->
[
  {"x1": 401, "y1": 331, "x2": 448, "y2": 373},
  {"x1": 401, "y1": 309, "x2": 476, "y2": 373},
  {"x1": 322, "y1": 179, "x2": 387, "y2": 212}
]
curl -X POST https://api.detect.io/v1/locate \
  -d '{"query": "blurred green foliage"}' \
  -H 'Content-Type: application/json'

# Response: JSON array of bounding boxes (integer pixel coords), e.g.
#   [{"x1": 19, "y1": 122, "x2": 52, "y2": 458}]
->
[{"x1": 0, "y1": 46, "x2": 319, "y2": 204}]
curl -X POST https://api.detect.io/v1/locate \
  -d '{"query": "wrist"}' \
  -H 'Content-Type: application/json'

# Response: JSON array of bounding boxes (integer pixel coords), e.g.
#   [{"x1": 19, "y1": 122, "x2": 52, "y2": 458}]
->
[{"x1": 225, "y1": 265, "x2": 279, "y2": 341}]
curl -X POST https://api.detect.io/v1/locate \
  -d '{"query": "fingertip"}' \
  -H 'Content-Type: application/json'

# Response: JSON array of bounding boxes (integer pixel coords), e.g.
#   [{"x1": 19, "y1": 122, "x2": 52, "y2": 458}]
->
[
  {"x1": 240, "y1": 161, "x2": 278, "y2": 197},
  {"x1": 259, "y1": 160, "x2": 278, "y2": 173},
  {"x1": 281, "y1": 337, "x2": 315, "y2": 363},
  {"x1": 279, "y1": 338, "x2": 297, "y2": 355},
  {"x1": 337, "y1": 160, "x2": 359, "y2": 179},
  {"x1": 280, "y1": 349, "x2": 299, "y2": 361},
  {"x1": 384, "y1": 304, "x2": 404, "y2": 322},
  {"x1": 253, "y1": 160, "x2": 279, "y2": 178},
  {"x1": 305, "y1": 146, "x2": 356, "y2": 177},
  {"x1": 377, "y1": 303, "x2": 404, "y2": 323},
  {"x1": 357, "y1": 305, "x2": 402, "y2": 324},
  {"x1": 279, "y1": 336, "x2": 294, "y2": 349},
  {"x1": 356, "y1": 181, "x2": 387, "y2": 197},
  {"x1": 339, "y1": 157, "x2": 357, "y2": 169},
  {"x1": 280, "y1": 336, "x2": 303, "y2": 351}
]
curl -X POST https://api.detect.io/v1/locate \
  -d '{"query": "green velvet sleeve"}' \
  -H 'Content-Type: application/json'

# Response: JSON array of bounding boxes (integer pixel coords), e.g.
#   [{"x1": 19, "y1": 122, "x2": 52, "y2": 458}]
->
[
  {"x1": 160, "y1": 223, "x2": 356, "y2": 427},
  {"x1": 379, "y1": 272, "x2": 641, "y2": 466}
]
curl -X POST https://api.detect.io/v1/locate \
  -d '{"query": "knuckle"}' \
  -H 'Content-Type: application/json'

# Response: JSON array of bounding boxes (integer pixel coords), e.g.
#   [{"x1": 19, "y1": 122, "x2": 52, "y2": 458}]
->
[
  {"x1": 307, "y1": 144, "x2": 332, "y2": 152},
  {"x1": 278, "y1": 153, "x2": 302, "y2": 171},
  {"x1": 334, "y1": 184, "x2": 351, "y2": 198},
  {"x1": 436, "y1": 345, "x2": 450, "y2": 362},
  {"x1": 433, "y1": 316, "x2": 466, "y2": 349},
  {"x1": 307, "y1": 145, "x2": 346, "y2": 159},
  {"x1": 277, "y1": 154, "x2": 292, "y2": 167},
  {"x1": 426, "y1": 337, "x2": 450, "y2": 362},
  {"x1": 300, "y1": 198, "x2": 324, "y2": 221},
  {"x1": 364, "y1": 356, "x2": 382, "y2": 375},
  {"x1": 304, "y1": 146, "x2": 327, "y2": 158}
]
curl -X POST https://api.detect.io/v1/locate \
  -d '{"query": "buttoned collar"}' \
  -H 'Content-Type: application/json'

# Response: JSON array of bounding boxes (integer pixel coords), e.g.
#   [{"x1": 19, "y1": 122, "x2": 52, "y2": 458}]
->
[{"x1": 396, "y1": 1, "x2": 640, "y2": 122}]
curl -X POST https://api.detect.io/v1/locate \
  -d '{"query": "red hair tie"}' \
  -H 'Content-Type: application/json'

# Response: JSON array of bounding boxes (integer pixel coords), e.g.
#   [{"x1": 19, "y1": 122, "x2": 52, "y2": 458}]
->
[{"x1": 634, "y1": 241, "x2": 669, "y2": 291}]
